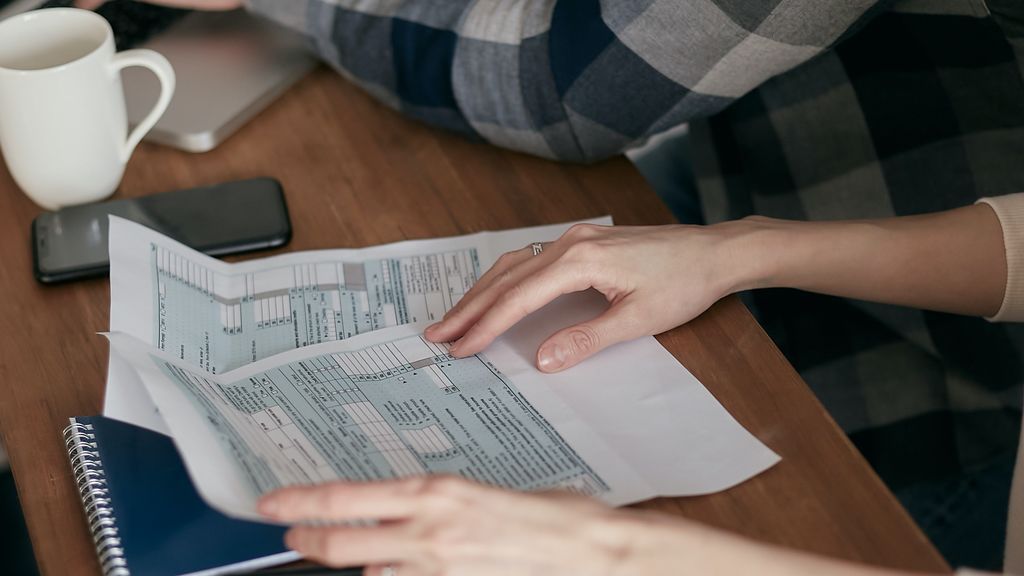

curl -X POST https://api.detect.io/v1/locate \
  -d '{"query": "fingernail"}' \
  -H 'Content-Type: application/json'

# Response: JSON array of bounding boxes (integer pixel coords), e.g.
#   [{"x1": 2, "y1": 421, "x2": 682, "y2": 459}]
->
[
  {"x1": 448, "y1": 339, "x2": 461, "y2": 356},
  {"x1": 425, "y1": 322, "x2": 440, "y2": 335},
  {"x1": 537, "y1": 343, "x2": 567, "y2": 372}
]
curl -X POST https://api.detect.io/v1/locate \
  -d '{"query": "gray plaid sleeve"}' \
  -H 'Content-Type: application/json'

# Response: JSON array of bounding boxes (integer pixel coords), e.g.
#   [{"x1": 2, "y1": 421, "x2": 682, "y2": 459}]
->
[{"x1": 246, "y1": 0, "x2": 882, "y2": 162}]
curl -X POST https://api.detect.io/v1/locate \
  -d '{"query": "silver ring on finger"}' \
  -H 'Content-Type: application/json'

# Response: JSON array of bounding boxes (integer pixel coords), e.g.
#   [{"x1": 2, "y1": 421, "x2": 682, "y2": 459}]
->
[
  {"x1": 531, "y1": 242, "x2": 544, "y2": 256},
  {"x1": 381, "y1": 565, "x2": 397, "y2": 576}
]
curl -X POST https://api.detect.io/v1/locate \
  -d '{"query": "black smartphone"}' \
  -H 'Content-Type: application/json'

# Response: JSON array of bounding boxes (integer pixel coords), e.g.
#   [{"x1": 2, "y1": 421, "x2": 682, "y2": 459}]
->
[{"x1": 32, "y1": 177, "x2": 292, "y2": 284}]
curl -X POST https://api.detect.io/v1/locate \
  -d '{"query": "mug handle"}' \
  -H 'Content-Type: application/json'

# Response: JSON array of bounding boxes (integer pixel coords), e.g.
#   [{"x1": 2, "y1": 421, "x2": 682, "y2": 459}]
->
[{"x1": 109, "y1": 49, "x2": 176, "y2": 162}]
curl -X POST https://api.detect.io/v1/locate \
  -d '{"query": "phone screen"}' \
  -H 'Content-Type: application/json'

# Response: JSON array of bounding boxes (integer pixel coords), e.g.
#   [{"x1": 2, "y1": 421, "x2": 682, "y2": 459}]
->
[{"x1": 33, "y1": 178, "x2": 291, "y2": 283}]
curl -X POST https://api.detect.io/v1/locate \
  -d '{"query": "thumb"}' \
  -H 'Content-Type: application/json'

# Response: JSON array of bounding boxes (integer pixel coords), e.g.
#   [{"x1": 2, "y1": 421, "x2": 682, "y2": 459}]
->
[
  {"x1": 74, "y1": 0, "x2": 106, "y2": 9},
  {"x1": 535, "y1": 303, "x2": 644, "y2": 373}
]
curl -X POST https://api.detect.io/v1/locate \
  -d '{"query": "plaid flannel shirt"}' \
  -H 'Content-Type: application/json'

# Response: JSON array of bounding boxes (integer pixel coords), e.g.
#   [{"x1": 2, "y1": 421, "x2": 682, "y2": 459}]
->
[
  {"x1": 691, "y1": 0, "x2": 1024, "y2": 496},
  {"x1": 246, "y1": 0, "x2": 1024, "y2": 509},
  {"x1": 245, "y1": 0, "x2": 883, "y2": 162}
]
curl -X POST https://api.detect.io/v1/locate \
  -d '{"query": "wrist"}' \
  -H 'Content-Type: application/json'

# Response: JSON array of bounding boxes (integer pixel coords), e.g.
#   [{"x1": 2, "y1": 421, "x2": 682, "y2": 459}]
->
[
  {"x1": 597, "y1": 510, "x2": 718, "y2": 576},
  {"x1": 706, "y1": 216, "x2": 806, "y2": 296},
  {"x1": 602, "y1": 511, "x2": 910, "y2": 576}
]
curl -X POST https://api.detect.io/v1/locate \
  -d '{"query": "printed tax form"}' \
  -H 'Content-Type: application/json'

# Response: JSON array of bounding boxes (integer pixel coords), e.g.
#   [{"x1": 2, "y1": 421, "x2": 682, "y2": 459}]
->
[{"x1": 106, "y1": 217, "x2": 780, "y2": 506}]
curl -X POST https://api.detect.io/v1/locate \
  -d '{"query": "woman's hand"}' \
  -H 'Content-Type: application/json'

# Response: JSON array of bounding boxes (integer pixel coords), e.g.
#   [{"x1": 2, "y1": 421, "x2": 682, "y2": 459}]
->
[
  {"x1": 258, "y1": 476, "x2": 641, "y2": 576},
  {"x1": 426, "y1": 203, "x2": 1009, "y2": 374},
  {"x1": 425, "y1": 222, "x2": 759, "y2": 373},
  {"x1": 259, "y1": 476, "x2": 903, "y2": 576}
]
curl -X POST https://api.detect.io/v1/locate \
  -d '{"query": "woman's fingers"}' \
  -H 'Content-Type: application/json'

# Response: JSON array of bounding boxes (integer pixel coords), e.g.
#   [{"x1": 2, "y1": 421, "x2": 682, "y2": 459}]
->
[
  {"x1": 426, "y1": 244, "x2": 550, "y2": 343},
  {"x1": 534, "y1": 302, "x2": 645, "y2": 373},
  {"x1": 285, "y1": 524, "x2": 416, "y2": 569},
  {"x1": 443, "y1": 247, "x2": 529, "y2": 320},
  {"x1": 427, "y1": 224, "x2": 691, "y2": 370},
  {"x1": 428, "y1": 225, "x2": 616, "y2": 351},
  {"x1": 449, "y1": 261, "x2": 592, "y2": 357}
]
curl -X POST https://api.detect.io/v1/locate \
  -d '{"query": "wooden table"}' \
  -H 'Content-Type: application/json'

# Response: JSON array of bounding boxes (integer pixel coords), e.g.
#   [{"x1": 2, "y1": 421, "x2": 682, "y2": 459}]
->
[{"x1": 0, "y1": 67, "x2": 949, "y2": 575}]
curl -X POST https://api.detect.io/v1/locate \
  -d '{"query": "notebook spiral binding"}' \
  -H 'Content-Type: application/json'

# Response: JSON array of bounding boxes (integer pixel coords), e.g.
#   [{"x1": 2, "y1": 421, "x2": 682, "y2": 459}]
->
[{"x1": 63, "y1": 420, "x2": 131, "y2": 576}]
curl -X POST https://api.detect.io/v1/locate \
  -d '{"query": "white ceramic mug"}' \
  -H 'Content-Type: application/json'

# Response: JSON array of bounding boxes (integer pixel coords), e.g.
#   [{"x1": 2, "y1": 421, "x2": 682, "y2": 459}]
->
[{"x1": 0, "y1": 8, "x2": 175, "y2": 210}]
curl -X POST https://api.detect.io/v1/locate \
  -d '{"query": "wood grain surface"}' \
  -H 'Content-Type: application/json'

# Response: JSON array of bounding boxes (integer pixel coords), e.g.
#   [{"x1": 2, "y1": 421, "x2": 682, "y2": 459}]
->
[{"x1": 0, "y1": 66, "x2": 949, "y2": 574}]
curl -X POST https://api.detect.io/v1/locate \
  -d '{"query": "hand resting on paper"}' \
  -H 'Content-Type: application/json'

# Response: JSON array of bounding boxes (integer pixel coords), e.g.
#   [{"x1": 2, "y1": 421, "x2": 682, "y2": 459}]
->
[
  {"x1": 426, "y1": 204, "x2": 1007, "y2": 373},
  {"x1": 424, "y1": 223, "x2": 748, "y2": 373}
]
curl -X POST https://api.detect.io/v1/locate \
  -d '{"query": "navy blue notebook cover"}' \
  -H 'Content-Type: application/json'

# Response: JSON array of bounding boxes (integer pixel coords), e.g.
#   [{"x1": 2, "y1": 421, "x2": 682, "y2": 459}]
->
[{"x1": 64, "y1": 415, "x2": 296, "y2": 576}]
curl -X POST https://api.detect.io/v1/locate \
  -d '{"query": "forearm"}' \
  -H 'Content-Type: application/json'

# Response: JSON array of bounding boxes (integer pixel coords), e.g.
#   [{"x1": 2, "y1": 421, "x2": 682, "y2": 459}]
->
[
  {"x1": 609, "y1": 512, "x2": 934, "y2": 576},
  {"x1": 720, "y1": 204, "x2": 1007, "y2": 317}
]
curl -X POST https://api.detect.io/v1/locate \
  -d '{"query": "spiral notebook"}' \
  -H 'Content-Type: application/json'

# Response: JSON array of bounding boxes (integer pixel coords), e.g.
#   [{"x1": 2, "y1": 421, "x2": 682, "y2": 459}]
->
[{"x1": 63, "y1": 415, "x2": 298, "y2": 576}]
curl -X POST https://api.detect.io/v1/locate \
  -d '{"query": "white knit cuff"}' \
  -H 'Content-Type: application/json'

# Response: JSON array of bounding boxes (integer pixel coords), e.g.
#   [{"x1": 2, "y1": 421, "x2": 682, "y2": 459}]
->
[{"x1": 977, "y1": 195, "x2": 1024, "y2": 323}]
